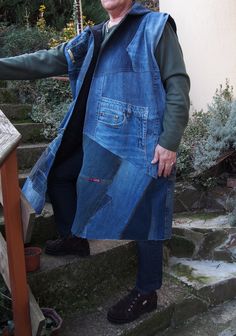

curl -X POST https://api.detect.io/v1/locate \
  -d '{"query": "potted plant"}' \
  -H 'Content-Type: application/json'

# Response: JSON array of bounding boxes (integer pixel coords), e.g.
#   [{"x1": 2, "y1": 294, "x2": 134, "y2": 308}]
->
[
  {"x1": 24, "y1": 247, "x2": 42, "y2": 272},
  {"x1": 41, "y1": 308, "x2": 63, "y2": 336}
]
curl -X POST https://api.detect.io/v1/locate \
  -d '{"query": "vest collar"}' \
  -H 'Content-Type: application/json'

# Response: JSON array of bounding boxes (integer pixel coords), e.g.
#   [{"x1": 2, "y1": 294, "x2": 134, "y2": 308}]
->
[{"x1": 128, "y1": 1, "x2": 151, "y2": 16}]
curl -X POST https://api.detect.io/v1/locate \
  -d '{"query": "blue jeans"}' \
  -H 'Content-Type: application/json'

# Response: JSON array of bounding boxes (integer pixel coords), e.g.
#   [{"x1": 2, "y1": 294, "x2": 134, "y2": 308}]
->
[{"x1": 47, "y1": 144, "x2": 163, "y2": 292}]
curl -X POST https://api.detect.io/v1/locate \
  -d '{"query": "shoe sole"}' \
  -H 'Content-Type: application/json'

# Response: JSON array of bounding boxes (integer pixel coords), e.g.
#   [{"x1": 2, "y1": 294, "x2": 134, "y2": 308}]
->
[{"x1": 107, "y1": 304, "x2": 157, "y2": 324}]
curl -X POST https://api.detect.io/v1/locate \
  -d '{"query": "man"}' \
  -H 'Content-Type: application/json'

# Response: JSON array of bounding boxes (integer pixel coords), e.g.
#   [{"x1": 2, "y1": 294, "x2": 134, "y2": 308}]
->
[{"x1": 0, "y1": 0, "x2": 190, "y2": 324}]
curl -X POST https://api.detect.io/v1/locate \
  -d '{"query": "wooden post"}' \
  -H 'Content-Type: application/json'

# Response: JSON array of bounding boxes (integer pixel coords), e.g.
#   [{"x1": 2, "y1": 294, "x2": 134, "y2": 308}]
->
[{"x1": 1, "y1": 150, "x2": 32, "y2": 336}]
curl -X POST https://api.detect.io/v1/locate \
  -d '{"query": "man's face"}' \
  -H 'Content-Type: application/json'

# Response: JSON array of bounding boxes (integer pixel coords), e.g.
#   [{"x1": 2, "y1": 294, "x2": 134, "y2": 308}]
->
[{"x1": 101, "y1": 0, "x2": 132, "y2": 11}]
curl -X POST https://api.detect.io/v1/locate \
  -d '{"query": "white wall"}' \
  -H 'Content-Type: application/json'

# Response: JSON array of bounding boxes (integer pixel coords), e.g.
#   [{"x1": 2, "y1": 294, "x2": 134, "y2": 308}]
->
[{"x1": 160, "y1": 0, "x2": 236, "y2": 111}]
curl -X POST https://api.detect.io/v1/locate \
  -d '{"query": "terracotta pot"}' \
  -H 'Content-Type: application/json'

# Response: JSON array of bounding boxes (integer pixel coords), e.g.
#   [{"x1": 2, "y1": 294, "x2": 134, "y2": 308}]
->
[
  {"x1": 41, "y1": 308, "x2": 63, "y2": 336},
  {"x1": 24, "y1": 247, "x2": 42, "y2": 272}
]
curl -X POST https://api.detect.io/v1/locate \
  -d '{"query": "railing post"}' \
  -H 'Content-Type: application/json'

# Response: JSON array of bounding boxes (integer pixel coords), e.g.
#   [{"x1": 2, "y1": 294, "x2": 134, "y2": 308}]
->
[{"x1": 1, "y1": 149, "x2": 32, "y2": 336}]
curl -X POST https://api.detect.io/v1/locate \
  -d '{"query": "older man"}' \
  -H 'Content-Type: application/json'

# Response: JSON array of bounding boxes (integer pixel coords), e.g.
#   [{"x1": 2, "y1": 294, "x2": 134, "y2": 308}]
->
[{"x1": 0, "y1": 0, "x2": 190, "y2": 323}]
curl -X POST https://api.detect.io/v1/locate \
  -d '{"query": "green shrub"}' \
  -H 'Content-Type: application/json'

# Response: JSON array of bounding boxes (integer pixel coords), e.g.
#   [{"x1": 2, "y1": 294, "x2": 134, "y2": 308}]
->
[
  {"x1": 82, "y1": 0, "x2": 107, "y2": 23},
  {"x1": 9, "y1": 78, "x2": 72, "y2": 140},
  {"x1": 177, "y1": 81, "x2": 235, "y2": 188},
  {"x1": 30, "y1": 78, "x2": 72, "y2": 140},
  {"x1": 1, "y1": 26, "x2": 55, "y2": 56},
  {"x1": 193, "y1": 81, "x2": 234, "y2": 173},
  {"x1": 0, "y1": 0, "x2": 73, "y2": 30},
  {"x1": 0, "y1": 0, "x2": 106, "y2": 29},
  {"x1": 177, "y1": 109, "x2": 211, "y2": 177}
]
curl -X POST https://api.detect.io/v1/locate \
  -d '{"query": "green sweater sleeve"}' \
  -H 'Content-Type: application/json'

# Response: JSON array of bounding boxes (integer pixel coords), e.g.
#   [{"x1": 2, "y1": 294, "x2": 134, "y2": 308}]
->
[
  {"x1": 156, "y1": 22, "x2": 190, "y2": 152},
  {"x1": 0, "y1": 43, "x2": 68, "y2": 80}
]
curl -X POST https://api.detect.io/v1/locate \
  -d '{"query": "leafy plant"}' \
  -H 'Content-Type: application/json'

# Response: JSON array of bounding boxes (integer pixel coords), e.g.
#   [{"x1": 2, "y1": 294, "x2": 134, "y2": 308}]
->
[
  {"x1": 193, "y1": 81, "x2": 234, "y2": 173},
  {"x1": 177, "y1": 80, "x2": 235, "y2": 189},
  {"x1": 1, "y1": 26, "x2": 55, "y2": 56},
  {"x1": 30, "y1": 78, "x2": 72, "y2": 140}
]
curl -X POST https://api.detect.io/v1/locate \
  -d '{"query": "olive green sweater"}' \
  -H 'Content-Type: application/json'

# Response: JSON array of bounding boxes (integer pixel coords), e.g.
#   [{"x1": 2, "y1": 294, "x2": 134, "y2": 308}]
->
[
  {"x1": 103, "y1": 22, "x2": 190, "y2": 151},
  {"x1": 0, "y1": 23, "x2": 190, "y2": 152}
]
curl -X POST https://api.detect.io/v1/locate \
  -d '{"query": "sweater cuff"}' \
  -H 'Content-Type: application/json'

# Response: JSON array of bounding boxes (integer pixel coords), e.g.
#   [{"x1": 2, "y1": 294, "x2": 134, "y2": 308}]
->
[{"x1": 158, "y1": 134, "x2": 180, "y2": 152}]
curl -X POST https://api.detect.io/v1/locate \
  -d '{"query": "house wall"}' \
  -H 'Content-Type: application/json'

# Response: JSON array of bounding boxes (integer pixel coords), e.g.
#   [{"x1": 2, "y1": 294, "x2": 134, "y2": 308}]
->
[{"x1": 159, "y1": 0, "x2": 236, "y2": 111}]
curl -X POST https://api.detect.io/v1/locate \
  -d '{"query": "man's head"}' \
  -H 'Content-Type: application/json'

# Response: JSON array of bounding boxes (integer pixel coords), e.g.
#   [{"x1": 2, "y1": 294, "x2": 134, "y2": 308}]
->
[{"x1": 100, "y1": 0, "x2": 133, "y2": 12}]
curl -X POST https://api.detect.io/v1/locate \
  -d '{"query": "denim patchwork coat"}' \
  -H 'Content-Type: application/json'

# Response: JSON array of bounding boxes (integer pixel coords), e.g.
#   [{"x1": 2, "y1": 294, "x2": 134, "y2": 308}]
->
[{"x1": 20, "y1": 3, "x2": 178, "y2": 240}]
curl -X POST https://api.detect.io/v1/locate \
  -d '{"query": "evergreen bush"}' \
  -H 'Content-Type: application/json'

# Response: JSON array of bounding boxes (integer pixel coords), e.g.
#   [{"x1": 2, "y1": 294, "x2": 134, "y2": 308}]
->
[
  {"x1": 177, "y1": 81, "x2": 235, "y2": 188},
  {"x1": 193, "y1": 82, "x2": 234, "y2": 173},
  {"x1": 0, "y1": 0, "x2": 73, "y2": 30},
  {"x1": 30, "y1": 78, "x2": 72, "y2": 140},
  {"x1": 1, "y1": 26, "x2": 55, "y2": 56},
  {"x1": 0, "y1": 0, "x2": 106, "y2": 29},
  {"x1": 82, "y1": 0, "x2": 107, "y2": 23}
]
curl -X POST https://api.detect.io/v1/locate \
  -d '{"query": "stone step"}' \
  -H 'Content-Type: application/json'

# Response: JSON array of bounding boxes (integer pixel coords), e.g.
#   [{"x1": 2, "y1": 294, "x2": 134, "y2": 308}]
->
[
  {"x1": 0, "y1": 88, "x2": 19, "y2": 103},
  {"x1": 59, "y1": 273, "x2": 193, "y2": 336},
  {"x1": 0, "y1": 80, "x2": 7, "y2": 88},
  {"x1": 0, "y1": 103, "x2": 32, "y2": 120},
  {"x1": 157, "y1": 298, "x2": 236, "y2": 336},
  {"x1": 169, "y1": 214, "x2": 236, "y2": 262},
  {"x1": 58, "y1": 255, "x2": 236, "y2": 336},
  {"x1": 0, "y1": 202, "x2": 56, "y2": 244},
  {"x1": 168, "y1": 257, "x2": 236, "y2": 306},
  {"x1": 14, "y1": 122, "x2": 45, "y2": 143},
  {"x1": 17, "y1": 143, "x2": 47, "y2": 170},
  {"x1": 19, "y1": 169, "x2": 30, "y2": 188}
]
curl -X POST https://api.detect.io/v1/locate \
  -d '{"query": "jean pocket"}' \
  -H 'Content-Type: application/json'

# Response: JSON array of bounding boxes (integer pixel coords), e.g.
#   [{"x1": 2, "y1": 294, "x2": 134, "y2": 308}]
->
[
  {"x1": 95, "y1": 96, "x2": 148, "y2": 155},
  {"x1": 97, "y1": 97, "x2": 126, "y2": 128}
]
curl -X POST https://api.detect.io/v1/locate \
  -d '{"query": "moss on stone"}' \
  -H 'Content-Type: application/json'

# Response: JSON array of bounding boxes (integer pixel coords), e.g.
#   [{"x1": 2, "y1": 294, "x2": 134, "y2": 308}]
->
[
  {"x1": 172, "y1": 263, "x2": 210, "y2": 284},
  {"x1": 174, "y1": 212, "x2": 221, "y2": 221}
]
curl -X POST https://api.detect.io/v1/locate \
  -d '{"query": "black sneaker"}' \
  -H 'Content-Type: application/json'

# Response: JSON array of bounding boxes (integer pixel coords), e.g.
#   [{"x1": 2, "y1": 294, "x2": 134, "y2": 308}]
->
[
  {"x1": 107, "y1": 288, "x2": 157, "y2": 324},
  {"x1": 45, "y1": 236, "x2": 90, "y2": 256}
]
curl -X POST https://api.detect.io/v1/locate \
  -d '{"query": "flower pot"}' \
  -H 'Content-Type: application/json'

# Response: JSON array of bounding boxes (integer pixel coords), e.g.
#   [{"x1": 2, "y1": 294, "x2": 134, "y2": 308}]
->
[
  {"x1": 24, "y1": 247, "x2": 42, "y2": 272},
  {"x1": 41, "y1": 308, "x2": 63, "y2": 336}
]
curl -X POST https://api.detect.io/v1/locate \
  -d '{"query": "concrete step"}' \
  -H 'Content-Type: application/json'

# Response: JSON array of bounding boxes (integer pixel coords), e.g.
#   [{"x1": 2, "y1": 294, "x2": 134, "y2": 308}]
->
[
  {"x1": 14, "y1": 122, "x2": 45, "y2": 143},
  {"x1": 28, "y1": 241, "x2": 138, "y2": 315},
  {"x1": 17, "y1": 143, "x2": 47, "y2": 170},
  {"x1": 0, "y1": 88, "x2": 19, "y2": 103},
  {"x1": 0, "y1": 103, "x2": 32, "y2": 120}
]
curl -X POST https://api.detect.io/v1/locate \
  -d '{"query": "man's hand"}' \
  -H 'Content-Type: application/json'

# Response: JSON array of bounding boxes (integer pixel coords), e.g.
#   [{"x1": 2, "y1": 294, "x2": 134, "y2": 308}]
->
[{"x1": 151, "y1": 144, "x2": 176, "y2": 177}]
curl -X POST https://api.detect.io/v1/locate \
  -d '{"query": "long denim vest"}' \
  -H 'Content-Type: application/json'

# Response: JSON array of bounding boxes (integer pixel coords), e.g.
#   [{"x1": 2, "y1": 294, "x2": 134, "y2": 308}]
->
[{"x1": 23, "y1": 3, "x2": 176, "y2": 240}]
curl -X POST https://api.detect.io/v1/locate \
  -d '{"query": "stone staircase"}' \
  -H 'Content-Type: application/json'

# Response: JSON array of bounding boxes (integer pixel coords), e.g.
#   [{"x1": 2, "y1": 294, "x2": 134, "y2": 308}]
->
[
  {"x1": 0, "y1": 81, "x2": 54, "y2": 238},
  {"x1": 1, "y1": 81, "x2": 236, "y2": 336}
]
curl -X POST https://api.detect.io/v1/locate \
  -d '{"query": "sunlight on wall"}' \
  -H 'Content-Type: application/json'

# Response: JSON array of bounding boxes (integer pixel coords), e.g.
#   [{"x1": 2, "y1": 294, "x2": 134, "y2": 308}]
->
[{"x1": 160, "y1": 0, "x2": 236, "y2": 112}]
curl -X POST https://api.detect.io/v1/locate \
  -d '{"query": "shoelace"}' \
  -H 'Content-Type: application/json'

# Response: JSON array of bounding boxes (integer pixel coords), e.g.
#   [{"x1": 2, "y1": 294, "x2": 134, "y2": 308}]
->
[{"x1": 126, "y1": 291, "x2": 142, "y2": 312}]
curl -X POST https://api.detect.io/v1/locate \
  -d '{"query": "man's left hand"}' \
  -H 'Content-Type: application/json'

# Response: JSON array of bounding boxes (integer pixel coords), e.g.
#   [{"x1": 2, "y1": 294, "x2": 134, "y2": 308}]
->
[{"x1": 151, "y1": 144, "x2": 176, "y2": 177}]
